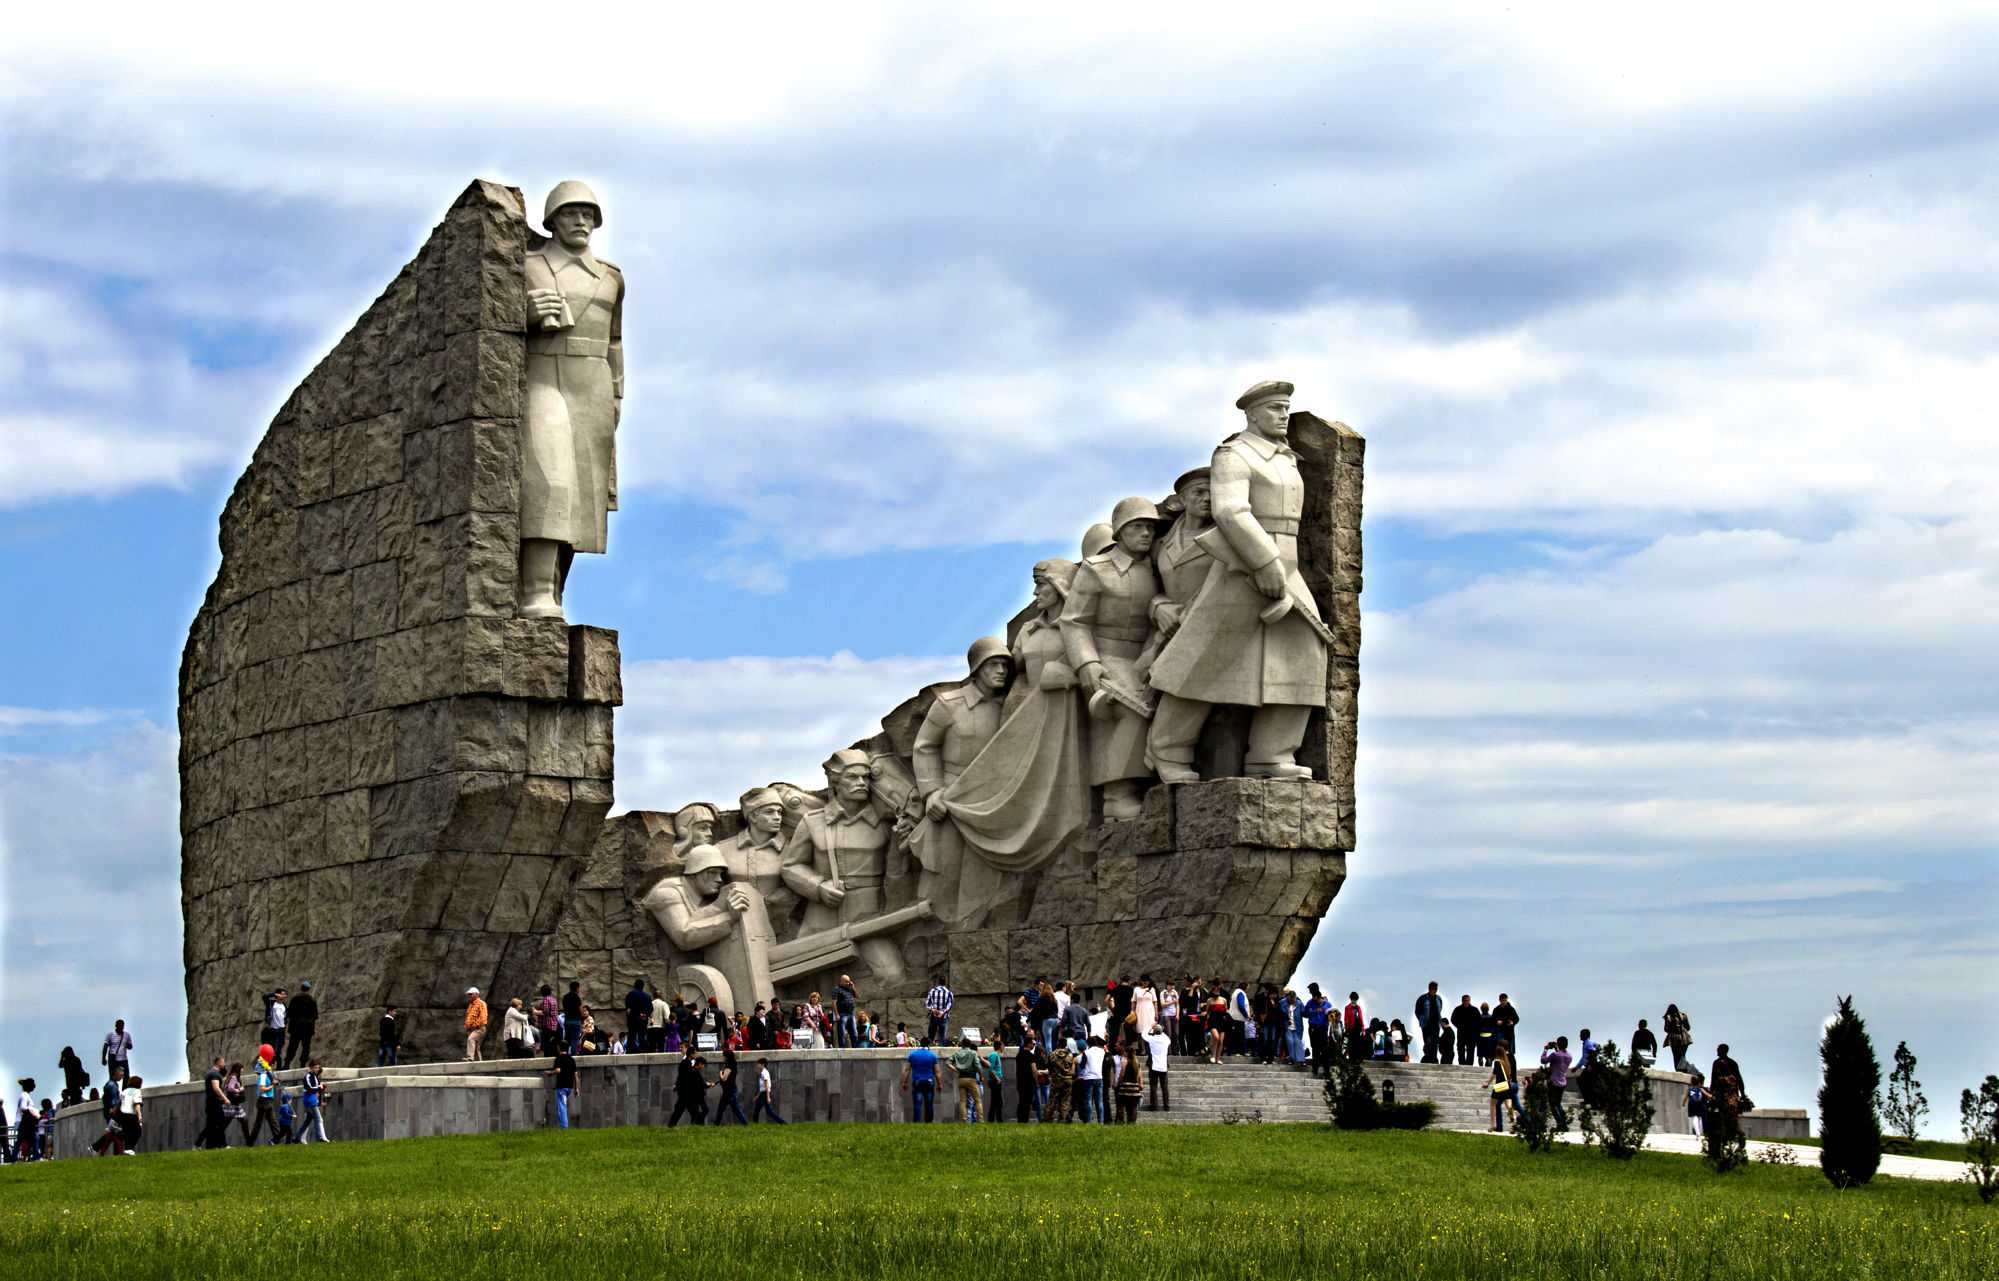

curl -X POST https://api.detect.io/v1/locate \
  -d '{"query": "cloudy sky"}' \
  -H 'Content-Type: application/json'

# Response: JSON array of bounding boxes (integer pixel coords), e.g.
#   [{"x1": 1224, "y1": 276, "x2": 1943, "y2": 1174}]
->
[{"x1": 2, "y1": 4, "x2": 1994, "y2": 1131}]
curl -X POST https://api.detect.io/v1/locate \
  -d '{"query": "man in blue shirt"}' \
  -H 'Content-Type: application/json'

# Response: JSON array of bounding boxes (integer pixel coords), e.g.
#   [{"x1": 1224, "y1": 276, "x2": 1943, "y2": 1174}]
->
[
  {"x1": 1303, "y1": 983, "x2": 1334, "y2": 1078},
  {"x1": 902, "y1": 1038, "x2": 940, "y2": 1122},
  {"x1": 1414, "y1": 981, "x2": 1445, "y2": 1064}
]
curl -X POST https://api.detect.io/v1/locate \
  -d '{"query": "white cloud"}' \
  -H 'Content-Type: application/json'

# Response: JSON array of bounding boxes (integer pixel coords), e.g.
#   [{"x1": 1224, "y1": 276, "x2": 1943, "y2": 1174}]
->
[{"x1": 614, "y1": 652, "x2": 956, "y2": 812}]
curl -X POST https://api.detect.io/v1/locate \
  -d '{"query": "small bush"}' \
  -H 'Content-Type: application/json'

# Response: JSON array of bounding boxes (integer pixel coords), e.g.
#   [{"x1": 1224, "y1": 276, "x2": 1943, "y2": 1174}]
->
[
  {"x1": 1516, "y1": 1072, "x2": 1556, "y2": 1153},
  {"x1": 1819, "y1": 995, "x2": 1883, "y2": 1189},
  {"x1": 1323, "y1": 1034, "x2": 1379, "y2": 1129},
  {"x1": 1373, "y1": 1101, "x2": 1437, "y2": 1130},
  {"x1": 1963, "y1": 1074, "x2": 1999, "y2": 1205},
  {"x1": 1706, "y1": 1096, "x2": 1749, "y2": 1174},
  {"x1": 1578, "y1": 1040, "x2": 1653, "y2": 1160}
]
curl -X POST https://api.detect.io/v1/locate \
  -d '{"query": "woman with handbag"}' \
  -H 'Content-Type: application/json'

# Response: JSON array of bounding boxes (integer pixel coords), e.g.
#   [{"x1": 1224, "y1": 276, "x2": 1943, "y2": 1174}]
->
[
  {"x1": 1662, "y1": 1004, "x2": 1692, "y2": 1072},
  {"x1": 1489, "y1": 1052, "x2": 1516, "y2": 1132}
]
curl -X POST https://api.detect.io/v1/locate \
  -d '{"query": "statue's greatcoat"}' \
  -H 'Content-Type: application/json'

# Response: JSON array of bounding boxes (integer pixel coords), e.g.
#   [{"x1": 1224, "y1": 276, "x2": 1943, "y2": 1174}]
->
[
  {"x1": 522, "y1": 243, "x2": 624, "y2": 553},
  {"x1": 1148, "y1": 431, "x2": 1328, "y2": 706}
]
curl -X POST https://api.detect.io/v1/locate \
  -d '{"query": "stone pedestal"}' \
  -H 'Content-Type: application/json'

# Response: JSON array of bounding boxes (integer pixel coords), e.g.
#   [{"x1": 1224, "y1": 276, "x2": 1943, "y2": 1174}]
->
[{"x1": 179, "y1": 182, "x2": 619, "y2": 1071}]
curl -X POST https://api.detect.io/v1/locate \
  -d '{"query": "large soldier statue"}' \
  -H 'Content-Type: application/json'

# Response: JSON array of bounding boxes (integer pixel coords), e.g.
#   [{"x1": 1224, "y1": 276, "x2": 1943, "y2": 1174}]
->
[
  {"x1": 520, "y1": 181, "x2": 626, "y2": 620},
  {"x1": 1146, "y1": 380, "x2": 1331, "y2": 780}
]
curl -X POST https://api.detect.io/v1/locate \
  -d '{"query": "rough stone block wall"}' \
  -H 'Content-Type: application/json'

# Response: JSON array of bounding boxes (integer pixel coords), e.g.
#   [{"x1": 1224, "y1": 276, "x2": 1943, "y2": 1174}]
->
[{"x1": 179, "y1": 181, "x2": 619, "y2": 1072}]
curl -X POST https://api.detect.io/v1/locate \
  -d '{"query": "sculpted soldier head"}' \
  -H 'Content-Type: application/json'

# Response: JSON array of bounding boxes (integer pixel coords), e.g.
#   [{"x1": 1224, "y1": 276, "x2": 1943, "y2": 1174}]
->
[
  {"x1": 823, "y1": 748, "x2": 873, "y2": 805},
  {"x1": 674, "y1": 804, "x2": 718, "y2": 848},
  {"x1": 681, "y1": 843, "x2": 729, "y2": 899},
  {"x1": 1235, "y1": 380, "x2": 1294, "y2": 440},
  {"x1": 1173, "y1": 467, "x2": 1213, "y2": 525},
  {"x1": 966, "y1": 636, "x2": 1011, "y2": 694},
  {"x1": 1109, "y1": 496, "x2": 1163, "y2": 556},
  {"x1": 738, "y1": 787, "x2": 785, "y2": 838},
  {"x1": 1031, "y1": 558, "x2": 1077, "y2": 614},
  {"x1": 543, "y1": 180, "x2": 603, "y2": 253}
]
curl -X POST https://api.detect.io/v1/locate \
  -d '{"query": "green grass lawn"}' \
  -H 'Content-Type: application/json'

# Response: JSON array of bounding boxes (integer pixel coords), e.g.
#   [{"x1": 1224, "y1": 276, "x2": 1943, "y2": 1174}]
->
[{"x1": 2, "y1": 1125, "x2": 1991, "y2": 1280}]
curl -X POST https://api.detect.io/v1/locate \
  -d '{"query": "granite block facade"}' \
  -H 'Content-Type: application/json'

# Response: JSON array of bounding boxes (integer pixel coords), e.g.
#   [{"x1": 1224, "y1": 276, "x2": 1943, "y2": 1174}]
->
[{"x1": 179, "y1": 182, "x2": 619, "y2": 1072}]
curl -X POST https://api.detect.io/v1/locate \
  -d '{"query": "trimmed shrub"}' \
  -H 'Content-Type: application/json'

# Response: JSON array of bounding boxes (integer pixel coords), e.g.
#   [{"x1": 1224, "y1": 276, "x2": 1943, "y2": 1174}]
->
[
  {"x1": 1516, "y1": 1071, "x2": 1556, "y2": 1152},
  {"x1": 1963, "y1": 1074, "x2": 1999, "y2": 1205},
  {"x1": 1578, "y1": 1040, "x2": 1653, "y2": 1160},
  {"x1": 1819, "y1": 995, "x2": 1883, "y2": 1189}
]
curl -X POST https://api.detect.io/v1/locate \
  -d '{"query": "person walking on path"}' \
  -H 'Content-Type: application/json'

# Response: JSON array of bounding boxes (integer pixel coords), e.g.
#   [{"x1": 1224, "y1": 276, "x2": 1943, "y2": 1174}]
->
[
  {"x1": 91, "y1": 1067, "x2": 127, "y2": 1156},
  {"x1": 1540, "y1": 1036, "x2": 1574, "y2": 1131},
  {"x1": 199, "y1": 1058, "x2": 230, "y2": 1150},
  {"x1": 463, "y1": 987, "x2": 489, "y2": 1062},
  {"x1": 113, "y1": 1074, "x2": 144, "y2": 1153},
  {"x1": 948, "y1": 1038, "x2": 983, "y2": 1122},
  {"x1": 1489, "y1": 1051, "x2": 1516, "y2": 1132},
  {"x1": 377, "y1": 1005, "x2": 401, "y2": 1066},
  {"x1": 246, "y1": 1046, "x2": 280, "y2": 1145},
  {"x1": 298, "y1": 1062, "x2": 331, "y2": 1143},
  {"x1": 14, "y1": 1079, "x2": 38, "y2": 1162},
  {"x1": 712, "y1": 1049, "x2": 749, "y2": 1125},
  {"x1": 924, "y1": 977, "x2": 954, "y2": 1046},
  {"x1": 1663, "y1": 1004, "x2": 1693, "y2": 1072},
  {"x1": 1415, "y1": 982, "x2": 1444, "y2": 1064},
  {"x1": 223, "y1": 1062, "x2": 249, "y2": 1145},
  {"x1": 101, "y1": 1019, "x2": 134, "y2": 1080},
  {"x1": 58, "y1": 1047, "x2": 89, "y2": 1108},
  {"x1": 904, "y1": 1038, "x2": 941, "y2": 1122},
  {"x1": 750, "y1": 1058, "x2": 787, "y2": 1123},
  {"x1": 1439, "y1": 1018, "x2": 1457, "y2": 1066},
  {"x1": 546, "y1": 1045, "x2": 578, "y2": 1129},
  {"x1": 284, "y1": 981, "x2": 318, "y2": 1069},
  {"x1": 668, "y1": 1051, "x2": 708, "y2": 1127}
]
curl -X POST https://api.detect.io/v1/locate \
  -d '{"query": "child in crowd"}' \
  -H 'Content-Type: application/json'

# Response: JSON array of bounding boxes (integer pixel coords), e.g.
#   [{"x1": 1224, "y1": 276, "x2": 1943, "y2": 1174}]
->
[
  {"x1": 37, "y1": 1100, "x2": 56, "y2": 1161},
  {"x1": 275, "y1": 1089, "x2": 298, "y2": 1143},
  {"x1": 1686, "y1": 1071, "x2": 1707, "y2": 1136}
]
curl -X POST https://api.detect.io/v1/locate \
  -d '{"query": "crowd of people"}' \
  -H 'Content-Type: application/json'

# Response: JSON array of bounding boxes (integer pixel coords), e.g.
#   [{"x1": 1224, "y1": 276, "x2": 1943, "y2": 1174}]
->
[{"x1": 5, "y1": 974, "x2": 1731, "y2": 1156}]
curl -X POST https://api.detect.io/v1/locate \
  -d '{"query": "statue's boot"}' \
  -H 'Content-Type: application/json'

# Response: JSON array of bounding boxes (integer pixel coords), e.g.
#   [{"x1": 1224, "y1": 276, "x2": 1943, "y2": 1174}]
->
[{"x1": 518, "y1": 538, "x2": 566, "y2": 620}]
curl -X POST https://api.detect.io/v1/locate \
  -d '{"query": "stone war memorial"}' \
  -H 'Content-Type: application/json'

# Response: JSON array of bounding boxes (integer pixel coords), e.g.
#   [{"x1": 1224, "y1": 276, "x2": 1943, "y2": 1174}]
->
[{"x1": 177, "y1": 179, "x2": 1363, "y2": 1073}]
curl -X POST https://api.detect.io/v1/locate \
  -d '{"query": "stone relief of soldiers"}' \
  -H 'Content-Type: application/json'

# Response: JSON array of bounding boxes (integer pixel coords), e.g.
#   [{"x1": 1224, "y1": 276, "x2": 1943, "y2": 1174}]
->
[
  {"x1": 780, "y1": 749, "x2": 914, "y2": 986},
  {"x1": 908, "y1": 638, "x2": 1011, "y2": 920},
  {"x1": 1148, "y1": 380, "x2": 1330, "y2": 780},
  {"x1": 520, "y1": 181, "x2": 625, "y2": 620},
  {"x1": 716, "y1": 787, "x2": 802, "y2": 938},
  {"x1": 638, "y1": 843, "x2": 776, "y2": 1016},
  {"x1": 1060, "y1": 497, "x2": 1167, "y2": 819},
  {"x1": 630, "y1": 379, "x2": 1332, "y2": 992}
]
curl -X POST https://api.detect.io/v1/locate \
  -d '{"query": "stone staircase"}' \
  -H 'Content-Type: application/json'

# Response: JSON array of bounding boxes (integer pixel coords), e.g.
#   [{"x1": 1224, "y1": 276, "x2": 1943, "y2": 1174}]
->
[{"x1": 1129, "y1": 1058, "x2": 1499, "y2": 1128}]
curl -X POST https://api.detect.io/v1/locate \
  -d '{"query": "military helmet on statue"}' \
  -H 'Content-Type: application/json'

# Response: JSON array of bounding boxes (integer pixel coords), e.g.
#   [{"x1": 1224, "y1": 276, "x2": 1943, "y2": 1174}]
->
[
  {"x1": 542, "y1": 180, "x2": 603, "y2": 231},
  {"x1": 1081, "y1": 522, "x2": 1115, "y2": 558},
  {"x1": 966, "y1": 635, "x2": 1010, "y2": 673},
  {"x1": 1110, "y1": 496, "x2": 1163, "y2": 534},
  {"x1": 681, "y1": 843, "x2": 729, "y2": 877}
]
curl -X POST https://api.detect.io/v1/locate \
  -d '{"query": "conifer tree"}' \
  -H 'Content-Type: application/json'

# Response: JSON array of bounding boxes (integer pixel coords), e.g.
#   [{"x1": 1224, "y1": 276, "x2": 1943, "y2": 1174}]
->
[
  {"x1": 1818, "y1": 995, "x2": 1883, "y2": 1188},
  {"x1": 1882, "y1": 1040, "x2": 1927, "y2": 1144}
]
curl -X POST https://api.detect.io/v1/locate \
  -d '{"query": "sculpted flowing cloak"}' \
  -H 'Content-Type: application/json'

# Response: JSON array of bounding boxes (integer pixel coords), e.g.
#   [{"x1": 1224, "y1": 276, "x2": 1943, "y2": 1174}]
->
[{"x1": 935, "y1": 616, "x2": 1090, "y2": 882}]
